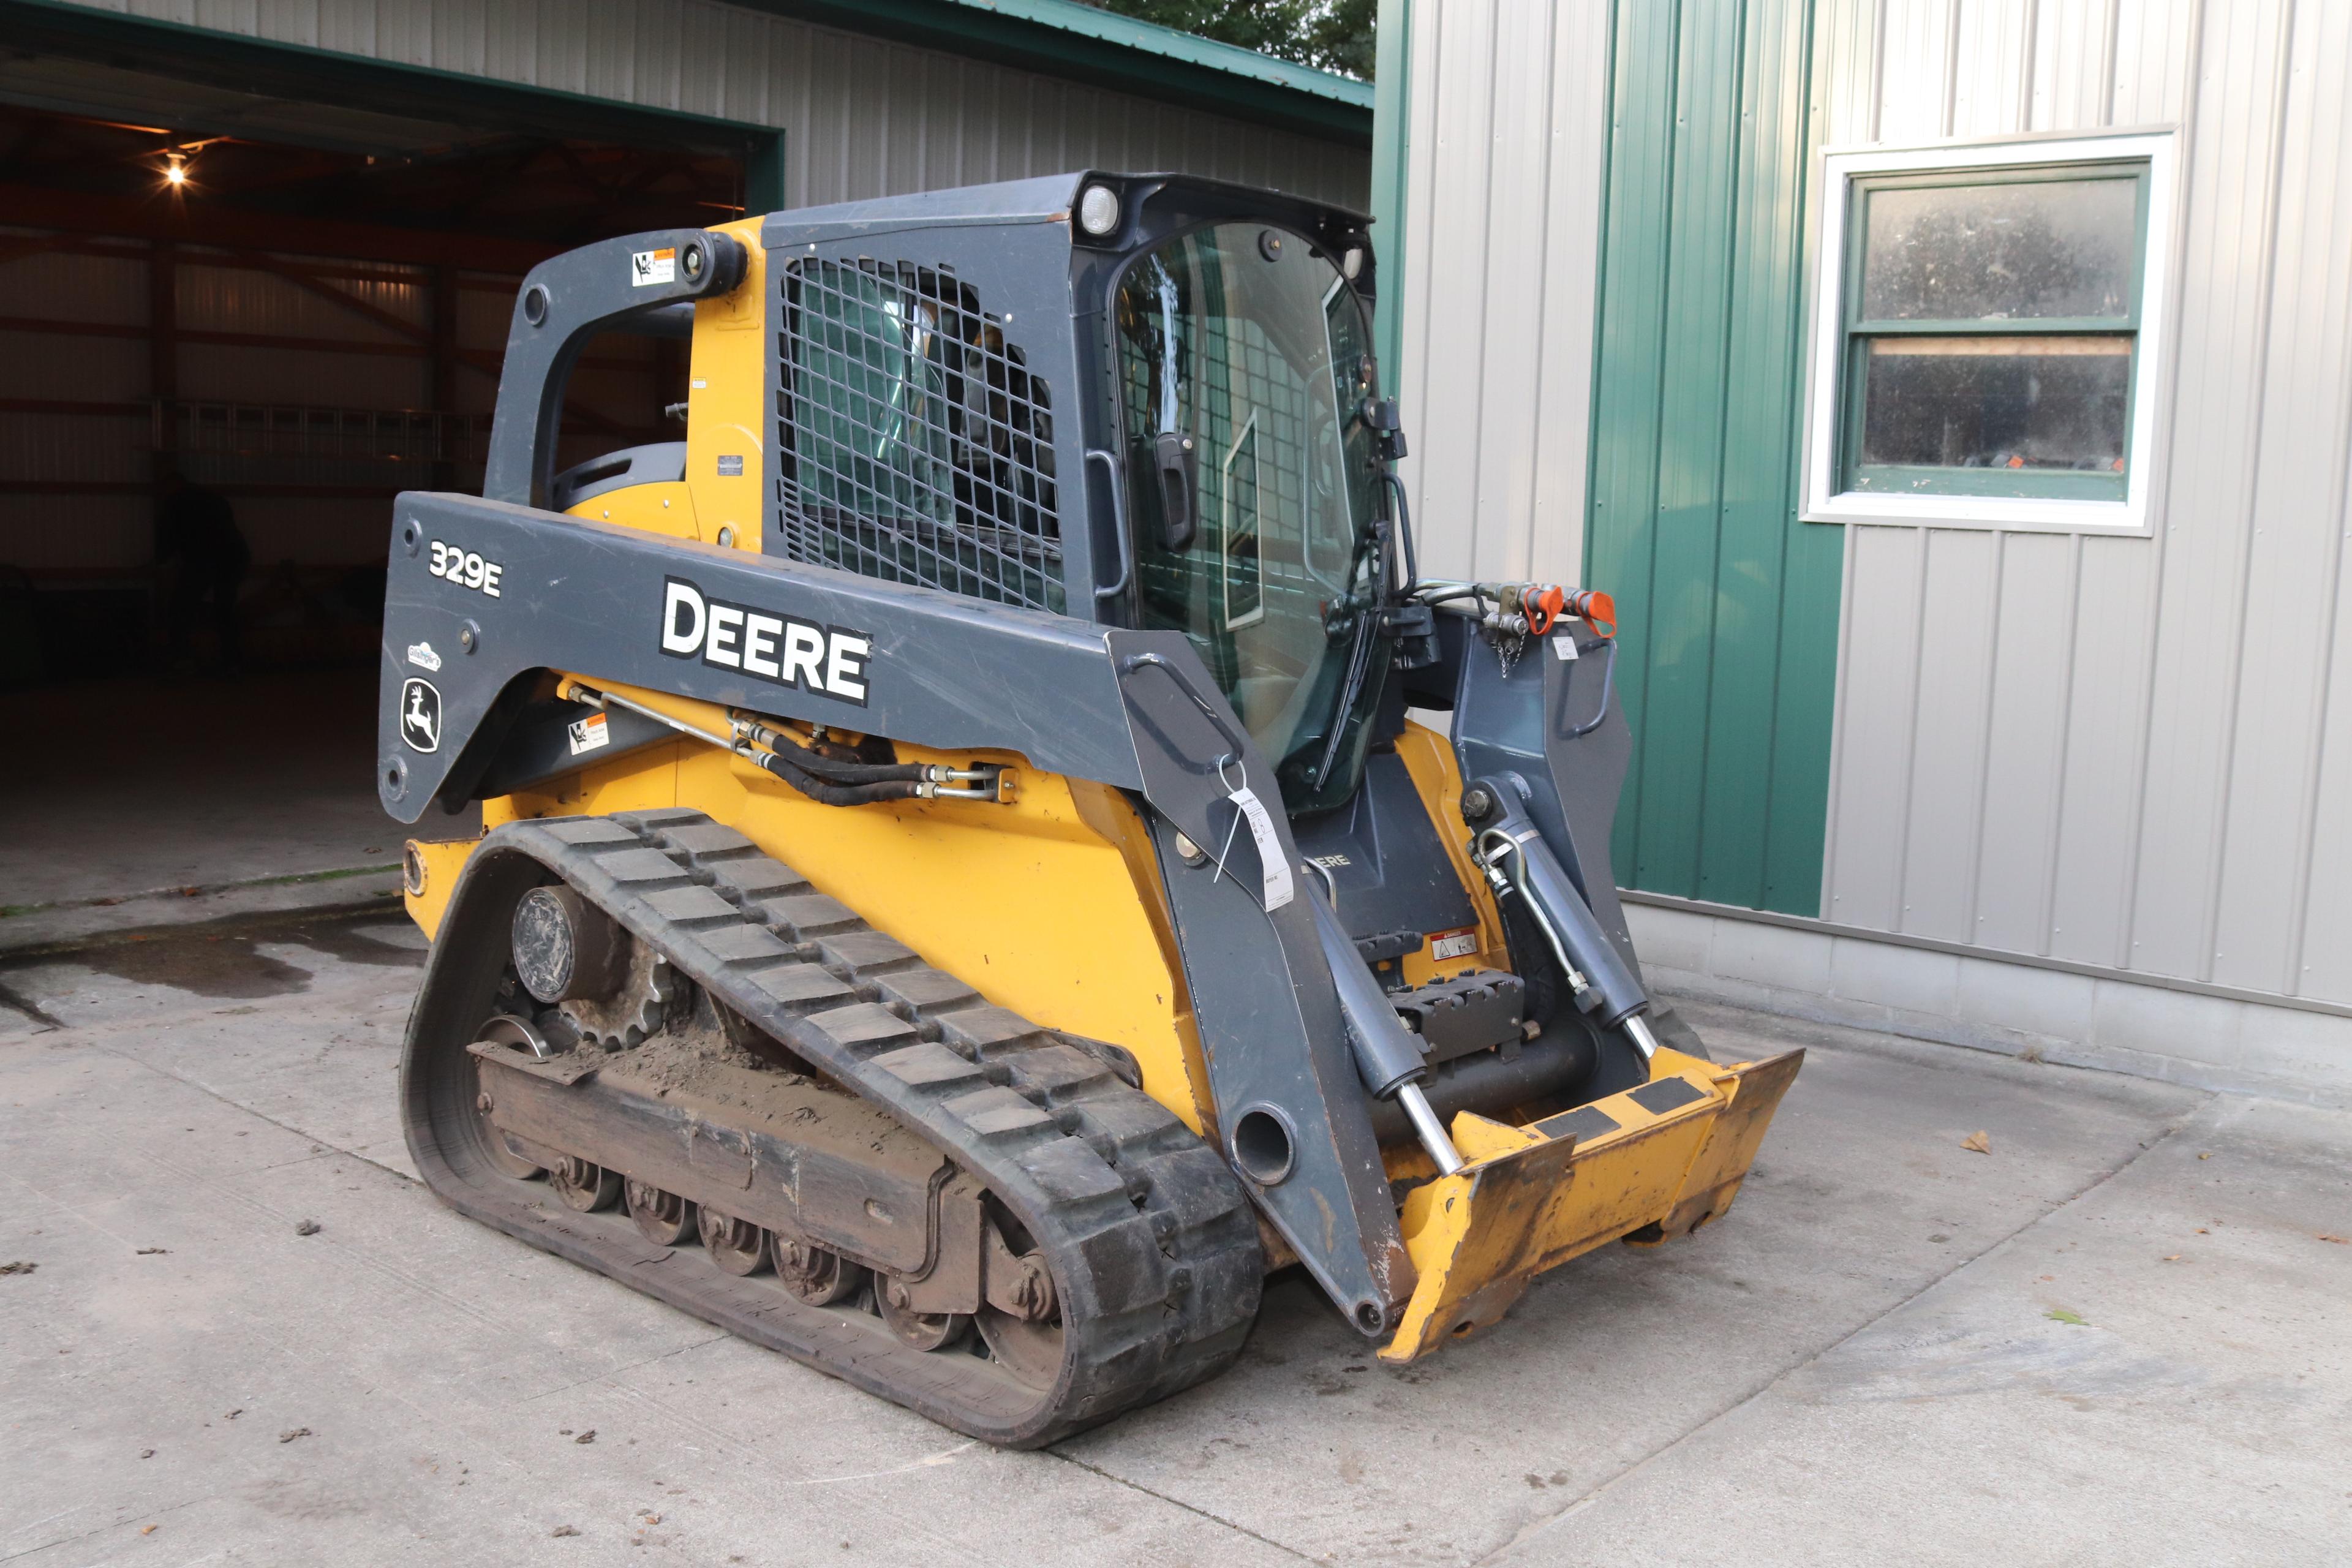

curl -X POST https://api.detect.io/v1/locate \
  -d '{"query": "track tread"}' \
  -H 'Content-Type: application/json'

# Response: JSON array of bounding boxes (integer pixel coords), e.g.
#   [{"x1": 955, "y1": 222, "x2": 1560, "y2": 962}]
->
[{"x1": 405, "y1": 808, "x2": 1261, "y2": 1447}]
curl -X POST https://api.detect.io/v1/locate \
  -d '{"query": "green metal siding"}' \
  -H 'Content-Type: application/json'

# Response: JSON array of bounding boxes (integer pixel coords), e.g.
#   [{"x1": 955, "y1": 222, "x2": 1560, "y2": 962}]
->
[{"x1": 1586, "y1": 0, "x2": 1839, "y2": 917}]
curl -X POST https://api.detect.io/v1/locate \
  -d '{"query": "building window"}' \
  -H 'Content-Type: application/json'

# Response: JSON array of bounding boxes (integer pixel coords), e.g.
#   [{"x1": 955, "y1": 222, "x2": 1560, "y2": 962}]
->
[{"x1": 1804, "y1": 134, "x2": 2174, "y2": 532}]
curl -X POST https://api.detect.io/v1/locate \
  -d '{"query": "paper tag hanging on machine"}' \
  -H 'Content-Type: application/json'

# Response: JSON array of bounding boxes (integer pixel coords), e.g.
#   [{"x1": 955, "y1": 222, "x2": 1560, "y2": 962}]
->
[{"x1": 1225, "y1": 786, "x2": 1294, "y2": 911}]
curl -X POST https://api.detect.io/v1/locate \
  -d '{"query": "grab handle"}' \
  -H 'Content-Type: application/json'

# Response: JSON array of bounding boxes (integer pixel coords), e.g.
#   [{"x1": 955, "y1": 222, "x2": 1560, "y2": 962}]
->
[{"x1": 1086, "y1": 449, "x2": 1134, "y2": 601}]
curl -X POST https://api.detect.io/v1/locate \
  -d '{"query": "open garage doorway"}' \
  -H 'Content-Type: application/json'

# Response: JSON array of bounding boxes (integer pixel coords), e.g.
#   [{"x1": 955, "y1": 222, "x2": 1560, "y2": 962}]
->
[{"x1": 0, "y1": 5, "x2": 779, "y2": 937}]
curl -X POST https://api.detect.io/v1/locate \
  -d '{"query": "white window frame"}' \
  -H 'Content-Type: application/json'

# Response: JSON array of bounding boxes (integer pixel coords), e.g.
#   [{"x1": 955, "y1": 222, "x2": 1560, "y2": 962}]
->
[{"x1": 1800, "y1": 130, "x2": 2177, "y2": 535}]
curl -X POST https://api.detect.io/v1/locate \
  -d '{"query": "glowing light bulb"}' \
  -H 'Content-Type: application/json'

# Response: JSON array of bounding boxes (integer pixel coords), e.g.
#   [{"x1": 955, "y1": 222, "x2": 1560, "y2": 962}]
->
[{"x1": 164, "y1": 154, "x2": 188, "y2": 186}]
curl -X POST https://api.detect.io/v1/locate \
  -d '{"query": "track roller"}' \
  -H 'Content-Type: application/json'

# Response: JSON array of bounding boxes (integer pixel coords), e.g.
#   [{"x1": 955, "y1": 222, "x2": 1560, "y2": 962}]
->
[
  {"x1": 625, "y1": 1179, "x2": 696, "y2": 1245},
  {"x1": 698, "y1": 1208, "x2": 771, "y2": 1276},
  {"x1": 877, "y1": 1278, "x2": 971, "y2": 1352},
  {"x1": 550, "y1": 1156, "x2": 620, "y2": 1212},
  {"x1": 775, "y1": 1241, "x2": 864, "y2": 1306}
]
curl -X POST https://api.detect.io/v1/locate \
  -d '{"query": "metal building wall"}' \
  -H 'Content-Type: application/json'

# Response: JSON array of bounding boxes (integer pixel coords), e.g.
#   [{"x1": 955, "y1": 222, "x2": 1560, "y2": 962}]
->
[
  {"x1": 50, "y1": 0, "x2": 1372, "y2": 209},
  {"x1": 1391, "y1": 0, "x2": 2352, "y2": 1098},
  {"x1": 1386, "y1": 0, "x2": 1611, "y2": 586},
  {"x1": 1582, "y1": 0, "x2": 1840, "y2": 919},
  {"x1": 1390, "y1": 0, "x2": 1839, "y2": 918},
  {"x1": 1815, "y1": 0, "x2": 2352, "y2": 1012}
]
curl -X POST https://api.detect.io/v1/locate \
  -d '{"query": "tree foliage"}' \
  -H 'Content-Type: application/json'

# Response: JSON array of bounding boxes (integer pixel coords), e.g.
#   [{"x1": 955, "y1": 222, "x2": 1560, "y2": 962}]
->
[{"x1": 1083, "y1": 0, "x2": 1377, "y2": 81}]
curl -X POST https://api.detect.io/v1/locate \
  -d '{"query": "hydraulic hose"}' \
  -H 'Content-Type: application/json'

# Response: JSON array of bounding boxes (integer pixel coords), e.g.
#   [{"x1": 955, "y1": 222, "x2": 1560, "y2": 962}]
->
[
  {"x1": 731, "y1": 714, "x2": 1000, "y2": 794},
  {"x1": 731, "y1": 716, "x2": 925, "y2": 785},
  {"x1": 565, "y1": 684, "x2": 994, "y2": 808},
  {"x1": 1464, "y1": 778, "x2": 1649, "y2": 1030},
  {"x1": 747, "y1": 744, "x2": 926, "y2": 806}
]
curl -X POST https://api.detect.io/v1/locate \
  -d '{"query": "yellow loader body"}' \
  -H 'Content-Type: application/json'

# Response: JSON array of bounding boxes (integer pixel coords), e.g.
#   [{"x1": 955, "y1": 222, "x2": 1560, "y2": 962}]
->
[
  {"x1": 380, "y1": 176, "x2": 1798, "y2": 1444},
  {"x1": 404, "y1": 684, "x2": 1798, "y2": 1367}
]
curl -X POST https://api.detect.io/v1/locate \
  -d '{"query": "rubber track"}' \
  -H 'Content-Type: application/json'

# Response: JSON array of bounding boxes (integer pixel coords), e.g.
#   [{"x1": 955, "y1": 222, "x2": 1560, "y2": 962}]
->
[{"x1": 409, "y1": 808, "x2": 1262, "y2": 1447}]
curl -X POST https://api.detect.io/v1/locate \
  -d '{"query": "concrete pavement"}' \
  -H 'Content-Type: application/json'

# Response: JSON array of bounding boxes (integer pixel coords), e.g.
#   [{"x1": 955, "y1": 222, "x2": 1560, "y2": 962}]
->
[
  {"x1": 0, "y1": 670, "x2": 466, "y2": 954},
  {"x1": 1, "y1": 918, "x2": 2346, "y2": 1566}
]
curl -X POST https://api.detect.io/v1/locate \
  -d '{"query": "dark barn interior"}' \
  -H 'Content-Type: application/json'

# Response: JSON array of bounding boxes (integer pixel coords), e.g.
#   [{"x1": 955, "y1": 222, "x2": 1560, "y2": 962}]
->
[
  {"x1": 0, "y1": 13, "x2": 772, "y2": 907},
  {"x1": 0, "y1": 18, "x2": 765, "y2": 685}
]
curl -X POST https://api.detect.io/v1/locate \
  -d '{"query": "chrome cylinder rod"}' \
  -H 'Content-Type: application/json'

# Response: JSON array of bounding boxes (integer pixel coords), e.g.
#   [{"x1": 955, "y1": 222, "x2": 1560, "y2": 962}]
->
[
  {"x1": 1396, "y1": 1082, "x2": 1464, "y2": 1176},
  {"x1": 1623, "y1": 1012, "x2": 1661, "y2": 1063}
]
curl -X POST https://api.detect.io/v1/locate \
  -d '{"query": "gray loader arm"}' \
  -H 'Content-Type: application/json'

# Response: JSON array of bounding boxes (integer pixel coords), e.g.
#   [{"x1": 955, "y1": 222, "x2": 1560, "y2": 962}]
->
[{"x1": 377, "y1": 491, "x2": 1415, "y2": 1333}]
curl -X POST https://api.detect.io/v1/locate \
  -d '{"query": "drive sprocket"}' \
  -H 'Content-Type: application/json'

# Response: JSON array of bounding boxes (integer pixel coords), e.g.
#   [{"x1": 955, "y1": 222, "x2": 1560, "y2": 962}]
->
[{"x1": 559, "y1": 938, "x2": 680, "y2": 1049}]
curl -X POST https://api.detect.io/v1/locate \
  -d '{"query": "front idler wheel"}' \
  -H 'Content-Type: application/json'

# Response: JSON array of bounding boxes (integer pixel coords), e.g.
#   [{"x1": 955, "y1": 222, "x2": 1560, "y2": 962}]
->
[
  {"x1": 625, "y1": 1178, "x2": 695, "y2": 1245},
  {"x1": 975, "y1": 1208, "x2": 1064, "y2": 1387},
  {"x1": 976, "y1": 1308, "x2": 1065, "y2": 1387},
  {"x1": 469, "y1": 1016, "x2": 551, "y2": 1182}
]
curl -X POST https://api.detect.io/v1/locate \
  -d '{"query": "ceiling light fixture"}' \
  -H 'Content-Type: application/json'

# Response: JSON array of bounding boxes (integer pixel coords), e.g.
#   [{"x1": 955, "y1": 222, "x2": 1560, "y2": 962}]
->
[{"x1": 162, "y1": 151, "x2": 189, "y2": 187}]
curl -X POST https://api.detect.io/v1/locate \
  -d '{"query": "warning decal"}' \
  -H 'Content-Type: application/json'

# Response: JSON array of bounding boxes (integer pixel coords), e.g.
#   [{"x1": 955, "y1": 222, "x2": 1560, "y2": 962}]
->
[
  {"x1": 630, "y1": 247, "x2": 677, "y2": 287},
  {"x1": 567, "y1": 712, "x2": 611, "y2": 756},
  {"x1": 1430, "y1": 928, "x2": 1479, "y2": 961}
]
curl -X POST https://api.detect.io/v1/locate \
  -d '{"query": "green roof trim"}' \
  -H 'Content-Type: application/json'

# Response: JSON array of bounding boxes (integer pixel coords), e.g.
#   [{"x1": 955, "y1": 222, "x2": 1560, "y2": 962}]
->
[{"x1": 739, "y1": 0, "x2": 1374, "y2": 144}]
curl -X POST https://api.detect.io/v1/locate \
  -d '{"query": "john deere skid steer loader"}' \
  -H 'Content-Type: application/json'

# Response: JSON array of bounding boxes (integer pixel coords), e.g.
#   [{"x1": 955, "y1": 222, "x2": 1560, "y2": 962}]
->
[{"x1": 380, "y1": 173, "x2": 1801, "y2": 1447}]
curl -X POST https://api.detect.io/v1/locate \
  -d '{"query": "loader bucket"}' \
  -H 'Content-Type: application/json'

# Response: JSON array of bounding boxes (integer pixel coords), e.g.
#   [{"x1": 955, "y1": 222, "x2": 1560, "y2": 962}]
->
[{"x1": 1381, "y1": 1047, "x2": 1804, "y2": 1361}]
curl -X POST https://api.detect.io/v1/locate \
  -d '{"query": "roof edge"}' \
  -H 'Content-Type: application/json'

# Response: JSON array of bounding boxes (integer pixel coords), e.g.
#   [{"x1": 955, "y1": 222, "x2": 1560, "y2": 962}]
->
[{"x1": 733, "y1": 0, "x2": 1374, "y2": 146}]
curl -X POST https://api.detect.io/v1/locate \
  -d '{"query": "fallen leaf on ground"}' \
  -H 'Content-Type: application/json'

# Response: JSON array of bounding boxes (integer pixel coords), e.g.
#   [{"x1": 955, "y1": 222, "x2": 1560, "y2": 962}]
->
[
  {"x1": 1959, "y1": 1130, "x2": 1991, "y2": 1154},
  {"x1": 2321, "y1": 1234, "x2": 2348, "y2": 1245},
  {"x1": 2198, "y1": 1151, "x2": 2213, "y2": 1159},
  {"x1": 141, "y1": 1526, "x2": 156, "y2": 1536},
  {"x1": 551, "y1": 1525, "x2": 580, "y2": 1538},
  {"x1": 279, "y1": 1428, "x2": 312, "y2": 1444},
  {"x1": 294, "y1": 1219, "x2": 321, "y2": 1236},
  {"x1": 2162, "y1": 1254, "x2": 2182, "y2": 1262},
  {"x1": 2046, "y1": 1307, "x2": 2088, "y2": 1326},
  {"x1": 136, "y1": 1247, "x2": 168, "y2": 1256},
  {"x1": 0, "y1": 1261, "x2": 35, "y2": 1276},
  {"x1": 574, "y1": 1430, "x2": 597, "y2": 1445},
  {"x1": 2196, "y1": 1227, "x2": 2209, "y2": 1234},
  {"x1": 140, "y1": 1449, "x2": 155, "y2": 1458},
  {"x1": 179, "y1": 886, "x2": 200, "y2": 897}
]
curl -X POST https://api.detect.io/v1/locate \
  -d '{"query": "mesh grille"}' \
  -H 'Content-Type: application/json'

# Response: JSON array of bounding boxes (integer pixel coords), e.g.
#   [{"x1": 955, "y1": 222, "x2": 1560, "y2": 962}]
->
[{"x1": 774, "y1": 259, "x2": 1061, "y2": 612}]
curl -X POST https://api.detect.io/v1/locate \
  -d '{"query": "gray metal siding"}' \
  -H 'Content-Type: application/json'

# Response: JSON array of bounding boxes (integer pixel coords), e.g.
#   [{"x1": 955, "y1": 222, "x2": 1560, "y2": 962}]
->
[
  {"x1": 1817, "y1": 0, "x2": 2352, "y2": 1008},
  {"x1": 1392, "y1": 0, "x2": 2351, "y2": 1023},
  {"x1": 1387, "y1": 0, "x2": 1611, "y2": 586},
  {"x1": 55, "y1": 0, "x2": 1371, "y2": 209}
]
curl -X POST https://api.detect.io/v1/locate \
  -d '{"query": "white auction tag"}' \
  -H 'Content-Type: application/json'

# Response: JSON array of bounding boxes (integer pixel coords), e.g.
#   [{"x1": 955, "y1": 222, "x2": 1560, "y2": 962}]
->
[
  {"x1": 1225, "y1": 786, "x2": 1294, "y2": 911},
  {"x1": 1551, "y1": 635, "x2": 1578, "y2": 660}
]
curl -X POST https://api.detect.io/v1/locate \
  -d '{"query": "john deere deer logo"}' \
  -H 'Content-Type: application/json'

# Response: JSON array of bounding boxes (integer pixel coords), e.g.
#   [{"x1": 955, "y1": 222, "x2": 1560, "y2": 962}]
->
[{"x1": 400, "y1": 678, "x2": 442, "y2": 753}]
